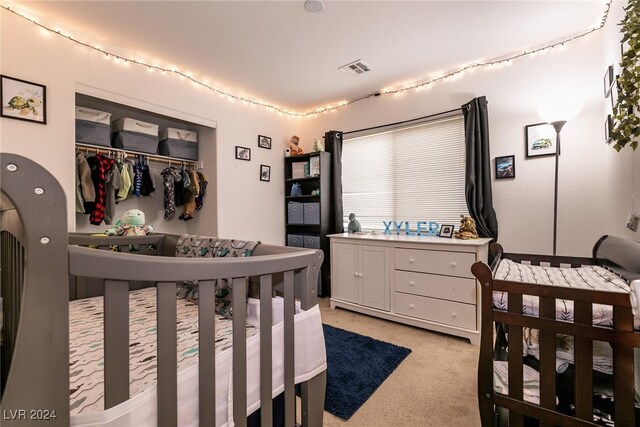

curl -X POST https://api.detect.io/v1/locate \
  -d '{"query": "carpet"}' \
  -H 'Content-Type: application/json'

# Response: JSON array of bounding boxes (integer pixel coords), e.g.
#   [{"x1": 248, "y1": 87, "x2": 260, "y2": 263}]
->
[{"x1": 322, "y1": 324, "x2": 411, "y2": 419}]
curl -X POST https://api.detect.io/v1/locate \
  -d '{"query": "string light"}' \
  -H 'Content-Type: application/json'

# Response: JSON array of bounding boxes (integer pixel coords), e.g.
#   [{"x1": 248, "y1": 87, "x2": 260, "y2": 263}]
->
[{"x1": 1, "y1": 1, "x2": 612, "y2": 117}]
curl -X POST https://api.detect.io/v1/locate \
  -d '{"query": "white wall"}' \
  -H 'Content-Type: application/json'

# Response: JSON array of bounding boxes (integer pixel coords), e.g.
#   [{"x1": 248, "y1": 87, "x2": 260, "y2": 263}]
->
[
  {"x1": 1, "y1": 10, "x2": 301, "y2": 244},
  {"x1": 301, "y1": 20, "x2": 631, "y2": 257}
]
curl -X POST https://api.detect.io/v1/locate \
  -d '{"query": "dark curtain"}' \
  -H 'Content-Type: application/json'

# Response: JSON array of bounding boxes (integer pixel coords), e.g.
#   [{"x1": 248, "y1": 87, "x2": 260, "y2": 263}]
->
[
  {"x1": 462, "y1": 96, "x2": 498, "y2": 242},
  {"x1": 324, "y1": 130, "x2": 344, "y2": 234}
]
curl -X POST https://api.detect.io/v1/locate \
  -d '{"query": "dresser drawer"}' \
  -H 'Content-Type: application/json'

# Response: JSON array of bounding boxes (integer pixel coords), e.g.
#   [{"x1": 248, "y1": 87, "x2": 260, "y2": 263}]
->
[
  {"x1": 395, "y1": 248, "x2": 475, "y2": 278},
  {"x1": 395, "y1": 292, "x2": 476, "y2": 330},
  {"x1": 395, "y1": 270, "x2": 476, "y2": 304}
]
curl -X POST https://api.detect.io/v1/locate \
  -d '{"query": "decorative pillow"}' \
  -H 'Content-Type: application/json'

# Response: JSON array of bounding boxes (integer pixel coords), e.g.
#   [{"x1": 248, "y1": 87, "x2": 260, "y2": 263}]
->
[{"x1": 174, "y1": 234, "x2": 260, "y2": 318}]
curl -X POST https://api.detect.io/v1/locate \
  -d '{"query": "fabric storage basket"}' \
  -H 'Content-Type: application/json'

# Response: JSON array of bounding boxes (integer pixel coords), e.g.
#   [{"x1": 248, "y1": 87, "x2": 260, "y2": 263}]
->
[
  {"x1": 75, "y1": 106, "x2": 112, "y2": 147},
  {"x1": 111, "y1": 118, "x2": 159, "y2": 154},
  {"x1": 158, "y1": 128, "x2": 198, "y2": 160},
  {"x1": 287, "y1": 234, "x2": 304, "y2": 247},
  {"x1": 287, "y1": 201, "x2": 304, "y2": 224},
  {"x1": 303, "y1": 202, "x2": 320, "y2": 225},
  {"x1": 303, "y1": 235, "x2": 320, "y2": 249}
]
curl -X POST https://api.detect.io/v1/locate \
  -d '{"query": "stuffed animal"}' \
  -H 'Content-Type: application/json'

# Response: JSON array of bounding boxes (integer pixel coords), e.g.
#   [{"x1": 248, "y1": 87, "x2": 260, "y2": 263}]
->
[
  {"x1": 313, "y1": 138, "x2": 325, "y2": 152},
  {"x1": 105, "y1": 209, "x2": 154, "y2": 236},
  {"x1": 289, "y1": 135, "x2": 303, "y2": 156},
  {"x1": 454, "y1": 215, "x2": 478, "y2": 239},
  {"x1": 347, "y1": 213, "x2": 362, "y2": 234}
]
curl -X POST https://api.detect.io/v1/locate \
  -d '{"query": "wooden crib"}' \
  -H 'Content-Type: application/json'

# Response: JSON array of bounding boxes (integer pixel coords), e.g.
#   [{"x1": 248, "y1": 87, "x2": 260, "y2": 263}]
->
[
  {"x1": 472, "y1": 237, "x2": 640, "y2": 426},
  {"x1": 0, "y1": 153, "x2": 327, "y2": 426}
]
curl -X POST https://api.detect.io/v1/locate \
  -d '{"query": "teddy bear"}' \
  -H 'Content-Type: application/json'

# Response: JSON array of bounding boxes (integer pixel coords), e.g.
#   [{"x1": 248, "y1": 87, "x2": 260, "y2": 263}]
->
[
  {"x1": 454, "y1": 215, "x2": 478, "y2": 240},
  {"x1": 289, "y1": 135, "x2": 303, "y2": 156},
  {"x1": 105, "y1": 209, "x2": 154, "y2": 236}
]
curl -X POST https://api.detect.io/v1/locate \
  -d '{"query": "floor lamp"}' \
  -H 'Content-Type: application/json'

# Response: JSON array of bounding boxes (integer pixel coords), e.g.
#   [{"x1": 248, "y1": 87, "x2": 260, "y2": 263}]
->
[{"x1": 550, "y1": 120, "x2": 566, "y2": 256}]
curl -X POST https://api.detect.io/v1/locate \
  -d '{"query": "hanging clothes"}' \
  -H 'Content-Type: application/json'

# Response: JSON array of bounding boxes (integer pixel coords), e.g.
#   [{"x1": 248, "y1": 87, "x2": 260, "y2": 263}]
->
[
  {"x1": 161, "y1": 166, "x2": 182, "y2": 220},
  {"x1": 104, "y1": 159, "x2": 121, "y2": 225},
  {"x1": 75, "y1": 152, "x2": 95, "y2": 214},
  {"x1": 87, "y1": 153, "x2": 116, "y2": 225},
  {"x1": 140, "y1": 157, "x2": 155, "y2": 196},
  {"x1": 116, "y1": 160, "x2": 132, "y2": 203},
  {"x1": 195, "y1": 171, "x2": 208, "y2": 211},
  {"x1": 132, "y1": 157, "x2": 143, "y2": 197},
  {"x1": 180, "y1": 169, "x2": 200, "y2": 221}
]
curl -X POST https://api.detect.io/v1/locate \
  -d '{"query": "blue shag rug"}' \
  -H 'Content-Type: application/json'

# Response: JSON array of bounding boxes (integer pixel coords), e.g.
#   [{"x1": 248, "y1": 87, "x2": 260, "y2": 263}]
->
[{"x1": 321, "y1": 324, "x2": 411, "y2": 419}]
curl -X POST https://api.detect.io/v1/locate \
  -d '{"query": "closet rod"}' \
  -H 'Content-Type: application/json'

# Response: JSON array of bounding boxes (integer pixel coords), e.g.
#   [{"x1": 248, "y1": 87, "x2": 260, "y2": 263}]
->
[
  {"x1": 343, "y1": 107, "x2": 463, "y2": 136},
  {"x1": 75, "y1": 143, "x2": 200, "y2": 167}
]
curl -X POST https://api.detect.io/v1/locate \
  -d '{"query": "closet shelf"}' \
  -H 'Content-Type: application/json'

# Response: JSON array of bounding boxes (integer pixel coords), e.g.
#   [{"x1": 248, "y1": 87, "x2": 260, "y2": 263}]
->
[{"x1": 75, "y1": 142, "x2": 200, "y2": 167}]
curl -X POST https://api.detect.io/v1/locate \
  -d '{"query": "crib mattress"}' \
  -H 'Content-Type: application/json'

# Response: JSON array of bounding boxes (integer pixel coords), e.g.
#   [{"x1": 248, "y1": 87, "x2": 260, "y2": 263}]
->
[
  {"x1": 70, "y1": 289, "x2": 327, "y2": 427},
  {"x1": 69, "y1": 287, "x2": 259, "y2": 415},
  {"x1": 493, "y1": 258, "x2": 631, "y2": 327}
]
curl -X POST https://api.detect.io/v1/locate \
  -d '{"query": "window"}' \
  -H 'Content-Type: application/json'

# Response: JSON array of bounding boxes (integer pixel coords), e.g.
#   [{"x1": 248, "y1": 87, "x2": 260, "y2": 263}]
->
[{"x1": 342, "y1": 115, "x2": 468, "y2": 231}]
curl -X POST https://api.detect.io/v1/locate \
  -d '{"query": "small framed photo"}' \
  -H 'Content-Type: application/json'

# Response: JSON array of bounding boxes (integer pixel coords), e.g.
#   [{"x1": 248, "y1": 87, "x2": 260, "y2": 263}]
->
[
  {"x1": 258, "y1": 135, "x2": 272, "y2": 149},
  {"x1": 603, "y1": 65, "x2": 614, "y2": 97},
  {"x1": 605, "y1": 114, "x2": 613, "y2": 144},
  {"x1": 235, "y1": 146, "x2": 251, "y2": 161},
  {"x1": 439, "y1": 224, "x2": 454, "y2": 238},
  {"x1": 525, "y1": 123, "x2": 557, "y2": 158},
  {"x1": 1, "y1": 75, "x2": 46, "y2": 124},
  {"x1": 495, "y1": 155, "x2": 515, "y2": 179},
  {"x1": 260, "y1": 164, "x2": 271, "y2": 182},
  {"x1": 611, "y1": 76, "x2": 619, "y2": 109}
]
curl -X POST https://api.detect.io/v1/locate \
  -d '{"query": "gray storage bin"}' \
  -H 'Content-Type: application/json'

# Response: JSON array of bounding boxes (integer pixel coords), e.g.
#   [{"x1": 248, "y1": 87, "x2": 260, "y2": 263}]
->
[
  {"x1": 112, "y1": 131, "x2": 159, "y2": 154},
  {"x1": 303, "y1": 202, "x2": 320, "y2": 224},
  {"x1": 76, "y1": 120, "x2": 111, "y2": 147},
  {"x1": 158, "y1": 139, "x2": 198, "y2": 160},
  {"x1": 287, "y1": 234, "x2": 304, "y2": 247},
  {"x1": 303, "y1": 235, "x2": 320, "y2": 249},
  {"x1": 288, "y1": 201, "x2": 304, "y2": 224}
]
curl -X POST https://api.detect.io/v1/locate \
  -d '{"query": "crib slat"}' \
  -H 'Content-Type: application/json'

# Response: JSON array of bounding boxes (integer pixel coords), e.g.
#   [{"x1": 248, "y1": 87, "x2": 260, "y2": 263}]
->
[
  {"x1": 157, "y1": 282, "x2": 178, "y2": 426},
  {"x1": 233, "y1": 277, "x2": 248, "y2": 427},
  {"x1": 283, "y1": 270, "x2": 296, "y2": 427},
  {"x1": 573, "y1": 301, "x2": 593, "y2": 421},
  {"x1": 507, "y1": 293, "x2": 523, "y2": 427},
  {"x1": 260, "y1": 274, "x2": 273, "y2": 427},
  {"x1": 198, "y1": 280, "x2": 216, "y2": 426},
  {"x1": 104, "y1": 279, "x2": 130, "y2": 409},
  {"x1": 613, "y1": 306, "x2": 635, "y2": 427},
  {"x1": 538, "y1": 296, "x2": 556, "y2": 427}
]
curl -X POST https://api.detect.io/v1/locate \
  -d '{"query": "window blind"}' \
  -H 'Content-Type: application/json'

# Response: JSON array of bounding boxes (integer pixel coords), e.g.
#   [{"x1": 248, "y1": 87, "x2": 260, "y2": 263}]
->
[{"x1": 342, "y1": 115, "x2": 469, "y2": 231}]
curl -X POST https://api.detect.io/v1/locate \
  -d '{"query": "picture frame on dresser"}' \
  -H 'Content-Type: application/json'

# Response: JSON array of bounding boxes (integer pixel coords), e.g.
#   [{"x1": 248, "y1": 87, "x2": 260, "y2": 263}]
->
[{"x1": 439, "y1": 224, "x2": 454, "y2": 238}]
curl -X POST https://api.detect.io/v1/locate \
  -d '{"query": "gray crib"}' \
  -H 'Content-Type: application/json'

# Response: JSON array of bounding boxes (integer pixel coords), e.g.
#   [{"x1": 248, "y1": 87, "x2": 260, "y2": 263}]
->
[{"x1": 0, "y1": 153, "x2": 326, "y2": 426}]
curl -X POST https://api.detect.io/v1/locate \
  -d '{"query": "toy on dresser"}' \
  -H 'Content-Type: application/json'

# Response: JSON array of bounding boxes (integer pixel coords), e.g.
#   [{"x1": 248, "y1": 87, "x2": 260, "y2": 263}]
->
[{"x1": 454, "y1": 215, "x2": 478, "y2": 239}]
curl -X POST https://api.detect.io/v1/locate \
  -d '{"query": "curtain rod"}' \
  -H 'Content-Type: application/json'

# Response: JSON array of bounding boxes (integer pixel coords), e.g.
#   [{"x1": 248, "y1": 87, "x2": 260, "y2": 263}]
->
[{"x1": 343, "y1": 107, "x2": 464, "y2": 136}]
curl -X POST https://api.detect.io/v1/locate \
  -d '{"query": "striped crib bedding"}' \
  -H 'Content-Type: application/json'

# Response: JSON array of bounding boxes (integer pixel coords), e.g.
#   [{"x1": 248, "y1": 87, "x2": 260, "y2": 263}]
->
[
  {"x1": 69, "y1": 287, "x2": 258, "y2": 415},
  {"x1": 493, "y1": 258, "x2": 631, "y2": 327}
]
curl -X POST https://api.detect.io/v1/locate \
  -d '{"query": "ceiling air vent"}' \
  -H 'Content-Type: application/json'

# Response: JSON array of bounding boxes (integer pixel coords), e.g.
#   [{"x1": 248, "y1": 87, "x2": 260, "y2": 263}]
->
[{"x1": 339, "y1": 60, "x2": 372, "y2": 77}]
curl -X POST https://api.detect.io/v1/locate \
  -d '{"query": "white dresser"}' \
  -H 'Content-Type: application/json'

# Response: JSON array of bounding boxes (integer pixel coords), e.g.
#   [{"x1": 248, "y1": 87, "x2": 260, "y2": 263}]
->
[{"x1": 329, "y1": 233, "x2": 491, "y2": 345}]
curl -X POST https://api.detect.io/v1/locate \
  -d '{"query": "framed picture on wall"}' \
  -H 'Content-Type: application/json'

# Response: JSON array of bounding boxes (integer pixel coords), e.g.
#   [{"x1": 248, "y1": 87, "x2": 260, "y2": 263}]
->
[
  {"x1": 605, "y1": 114, "x2": 613, "y2": 144},
  {"x1": 525, "y1": 123, "x2": 557, "y2": 158},
  {"x1": 0, "y1": 75, "x2": 47, "y2": 124},
  {"x1": 235, "y1": 146, "x2": 251, "y2": 161},
  {"x1": 258, "y1": 135, "x2": 272, "y2": 149},
  {"x1": 603, "y1": 65, "x2": 615, "y2": 97},
  {"x1": 260, "y1": 164, "x2": 271, "y2": 182},
  {"x1": 495, "y1": 155, "x2": 515, "y2": 179}
]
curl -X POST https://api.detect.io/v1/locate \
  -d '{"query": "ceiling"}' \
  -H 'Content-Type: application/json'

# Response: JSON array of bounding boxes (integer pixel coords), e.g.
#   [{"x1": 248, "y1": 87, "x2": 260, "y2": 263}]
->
[{"x1": 14, "y1": 1, "x2": 607, "y2": 112}]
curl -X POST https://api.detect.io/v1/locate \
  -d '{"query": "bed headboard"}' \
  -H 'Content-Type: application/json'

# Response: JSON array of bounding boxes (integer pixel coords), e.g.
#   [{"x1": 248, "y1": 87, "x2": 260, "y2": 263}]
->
[{"x1": 593, "y1": 235, "x2": 640, "y2": 280}]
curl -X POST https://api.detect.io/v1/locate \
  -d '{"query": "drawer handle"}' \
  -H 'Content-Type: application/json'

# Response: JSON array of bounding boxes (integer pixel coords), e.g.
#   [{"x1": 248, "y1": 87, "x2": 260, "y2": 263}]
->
[
  {"x1": 409, "y1": 304, "x2": 415, "y2": 309},
  {"x1": 354, "y1": 272, "x2": 358, "y2": 277},
  {"x1": 451, "y1": 312, "x2": 457, "y2": 318},
  {"x1": 409, "y1": 258, "x2": 415, "y2": 263},
  {"x1": 409, "y1": 281, "x2": 415, "y2": 286},
  {"x1": 450, "y1": 262, "x2": 457, "y2": 268}
]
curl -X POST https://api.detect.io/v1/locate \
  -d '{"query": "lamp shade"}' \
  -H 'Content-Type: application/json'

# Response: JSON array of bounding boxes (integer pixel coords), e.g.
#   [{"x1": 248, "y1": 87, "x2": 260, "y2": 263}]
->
[{"x1": 537, "y1": 92, "x2": 583, "y2": 124}]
